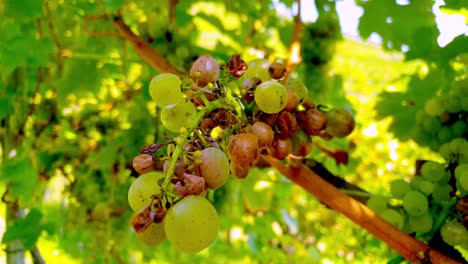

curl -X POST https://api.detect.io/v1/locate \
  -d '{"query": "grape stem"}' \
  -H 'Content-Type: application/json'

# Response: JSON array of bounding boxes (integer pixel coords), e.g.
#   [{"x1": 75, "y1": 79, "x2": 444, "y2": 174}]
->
[
  {"x1": 161, "y1": 99, "x2": 229, "y2": 191},
  {"x1": 262, "y1": 155, "x2": 462, "y2": 264}
]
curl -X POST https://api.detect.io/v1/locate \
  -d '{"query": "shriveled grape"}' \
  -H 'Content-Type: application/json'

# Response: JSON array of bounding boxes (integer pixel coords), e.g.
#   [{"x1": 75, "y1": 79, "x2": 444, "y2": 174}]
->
[
  {"x1": 250, "y1": 121, "x2": 274, "y2": 149},
  {"x1": 326, "y1": 107, "x2": 355, "y2": 138},
  {"x1": 133, "y1": 154, "x2": 155, "y2": 174},
  {"x1": 227, "y1": 133, "x2": 260, "y2": 168},
  {"x1": 297, "y1": 108, "x2": 328, "y2": 135}
]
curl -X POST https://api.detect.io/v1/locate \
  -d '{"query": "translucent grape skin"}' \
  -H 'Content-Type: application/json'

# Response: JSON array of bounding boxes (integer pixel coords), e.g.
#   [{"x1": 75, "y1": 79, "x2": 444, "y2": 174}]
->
[
  {"x1": 190, "y1": 55, "x2": 220, "y2": 87},
  {"x1": 160, "y1": 101, "x2": 197, "y2": 133},
  {"x1": 286, "y1": 79, "x2": 308, "y2": 102},
  {"x1": 403, "y1": 191, "x2": 428, "y2": 216},
  {"x1": 199, "y1": 147, "x2": 230, "y2": 190},
  {"x1": 128, "y1": 172, "x2": 164, "y2": 212},
  {"x1": 243, "y1": 58, "x2": 271, "y2": 82},
  {"x1": 440, "y1": 219, "x2": 468, "y2": 246},
  {"x1": 136, "y1": 222, "x2": 166, "y2": 246},
  {"x1": 164, "y1": 195, "x2": 219, "y2": 253},
  {"x1": 254, "y1": 81, "x2": 288, "y2": 114},
  {"x1": 149, "y1": 73, "x2": 183, "y2": 105}
]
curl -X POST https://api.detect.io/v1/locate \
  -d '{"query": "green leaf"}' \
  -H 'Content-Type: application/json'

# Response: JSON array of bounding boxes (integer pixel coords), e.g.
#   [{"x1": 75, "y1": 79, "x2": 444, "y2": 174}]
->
[
  {"x1": 104, "y1": 0, "x2": 125, "y2": 11},
  {"x1": 358, "y1": 1, "x2": 436, "y2": 52},
  {"x1": 0, "y1": 96, "x2": 11, "y2": 120},
  {"x1": 197, "y1": 13, "x2": 226, "y2": 32},
  {"x1": 1, "y1": 153, "x2": 39, "y2": 205},
  {"x1": 1, "y1": 208, "x2": 44, "y2": 249},
  {"x1": 175, "y1": 0, "x2": 193, "y2": 27},
  {"x1": 4, "y1": 0, "x2": 43, "y2": 21},
  {"x1": 375, "y1": 71, "x2": 442, "y2": 140}
]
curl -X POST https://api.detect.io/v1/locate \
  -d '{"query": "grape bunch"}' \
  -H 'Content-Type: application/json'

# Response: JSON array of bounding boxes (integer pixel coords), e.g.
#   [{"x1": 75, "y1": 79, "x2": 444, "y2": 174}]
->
[
  {"x1": 366, "y1": 138, "x2": 468, "y2": 249},
  {"x1": 411, "y1": 78, "x2": 468, "y2": 150},
  {"x1": 127, "y1": 54, "x2": 356, "y2": 253}
]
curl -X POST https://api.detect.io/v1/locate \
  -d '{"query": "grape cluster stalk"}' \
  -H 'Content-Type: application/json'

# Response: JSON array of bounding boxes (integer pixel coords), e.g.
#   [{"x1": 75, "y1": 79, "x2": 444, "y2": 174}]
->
[{"x1": 127, "y1": 54, "x2": 356, "y2": 253}]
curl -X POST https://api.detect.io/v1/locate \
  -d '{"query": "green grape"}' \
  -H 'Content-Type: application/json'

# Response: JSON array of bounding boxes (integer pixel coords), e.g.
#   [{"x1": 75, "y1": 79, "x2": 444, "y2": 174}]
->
[
  {"x1": 444, "y1": 96, "x2": 462, "y2": 113},
  {"x1": 439, "y1": 139, "x2": 468, "y2": 163},
  {"x1": 410, "y1": 177, "x2": 424, "y2": 190},
  {"x1": 418, "y1": 180, "x2": 434, "y2": 196},
  {"x1": 243, "y1": 59, "x2": 271, "y2": 82},
  {"x1": 432, "y1": 183, "x2": 453, "y2": 202},
  {"x1": 458, "y1": 172, "x2": 468, "y2": 190},
  {"x1": 325, "y1": 108, "x2": 356, "y2": 138},
  {"x1": 455, "y1": 164, "x2": 468, "y2": 180},
  {"x1": 164, "y1": 195, "x2": 219, "y2": 253},
  {"x1": 199, "y1": 147, "x2": 230, "y2": 190},
  {"x1": 390, "y1": 179, "x2": 412, "y2": 199},
  {"x1": 149, "y1": 73, "x2": 183, "y2": 105},
  {"x1": 450, "y1": 138, "x2": 468, "y2": 155},
  {"x1": 380, "y1": 209, "x2": 404, "y2": 229},
  {"x1": 424, "y1": 98, "x2": 444, "y2": 117},
  {"x1": 403, "y1": 191, "x2": 428, "y2": 216},
  {"x1": 136, "y1": 222, "x2": 166, "y2": 246},
  {"x1": 254, "y1": 81, "x2": 288, "y2": 114},
  {"x1": 437, "y1": 127, "x2": 453, "y2": 143},
  {"x1": 128, "y1": 172, "x2": 164, "y2": 212},
  {"x1": 161, "y1": 101, "x2": 197, "y2": 132},
  {"x1": 439, "y1": 143, "x2": 452, "y2": 162},
  {"x1": 420, "y1": 161, "x2": 445, "y2": 182},
  {"x1": 366, "y1": 195, "x2": 388, "y2": 215},
  {"x1": 286, "y1": 79, "x2": 308, "y2": 102},
  {"x1": 438, "y1": 171, "x2": 451, "y2": 184},
  {"x1": 408, "y1": 212, "x2": 433, "y2": 233},
  {"x1": 451, "y1": 121, "x2": 466, "y2": 138},
  {"x1": 440, "y1": 219, "x2": 468, "y2": 246}
]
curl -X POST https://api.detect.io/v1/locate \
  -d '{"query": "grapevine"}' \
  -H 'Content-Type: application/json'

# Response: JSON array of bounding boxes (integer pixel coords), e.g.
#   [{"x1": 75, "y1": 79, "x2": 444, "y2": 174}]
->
[{"x1": 127, "y1": 54, "x2": 356, "y2": 253}]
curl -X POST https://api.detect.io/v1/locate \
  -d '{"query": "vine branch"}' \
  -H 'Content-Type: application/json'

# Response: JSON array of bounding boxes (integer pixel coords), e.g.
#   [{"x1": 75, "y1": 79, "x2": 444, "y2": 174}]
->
[
  {"x1": 111, "y1": 15, "x2": 184, "y2": 76},
  {"x1": 262, "y1": 155, "x2": 461, "y2": 264}
]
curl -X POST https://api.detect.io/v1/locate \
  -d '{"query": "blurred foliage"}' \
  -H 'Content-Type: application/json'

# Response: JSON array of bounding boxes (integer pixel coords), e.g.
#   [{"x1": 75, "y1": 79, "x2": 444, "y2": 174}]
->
[{"x1": 0, "y1": 0, "x2": 466, "y2": 263}]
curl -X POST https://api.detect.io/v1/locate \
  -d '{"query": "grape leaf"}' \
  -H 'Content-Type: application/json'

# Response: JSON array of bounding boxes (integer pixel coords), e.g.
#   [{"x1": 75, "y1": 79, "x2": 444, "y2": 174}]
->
[
  {"x1": 358, "y1": 1, "x2": 436, "y2": 53},
  {"x1": 1, "y1": 153, "x2": 39, "y2": 205},
  {"x1": 375, "y1": 72, "x2": 441, "y2": 140},
  {"x1": 4, "y1": 0, "x2": 43, "y2": 21},
  {"x1": 1, "y1": 209, "x2": 44, "y2": 250},
  {"x1": 0, "y1": 97, "x2": 11, "y2": 120}
]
